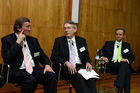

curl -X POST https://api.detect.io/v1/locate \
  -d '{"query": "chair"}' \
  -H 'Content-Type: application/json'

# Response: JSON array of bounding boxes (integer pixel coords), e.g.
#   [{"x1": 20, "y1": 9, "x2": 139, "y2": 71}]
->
[
  {"x1": 52, "y1": 63, "x2": 72, "y2": 93},
  {"x1": 95, "y1": 59, "x2": 118, "y2": 93},
  {"x1": 0, "y1": 63, "x2": 21, "y2": 93},
  {"x1": 0, "y1": 64, "x2": 45, "y2": 93}
]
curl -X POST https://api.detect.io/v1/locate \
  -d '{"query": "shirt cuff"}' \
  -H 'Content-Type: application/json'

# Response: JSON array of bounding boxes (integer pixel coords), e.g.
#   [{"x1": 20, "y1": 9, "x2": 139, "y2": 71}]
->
[{"x1": 126, "y1": 59, "x2": 129, "y2": 64}]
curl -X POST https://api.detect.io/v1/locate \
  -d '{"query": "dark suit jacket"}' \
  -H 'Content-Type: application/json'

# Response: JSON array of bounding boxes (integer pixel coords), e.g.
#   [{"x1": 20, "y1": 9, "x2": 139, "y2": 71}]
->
[
  {"x1": 1, "y1": 33, "x2": 50, "y2": 75},
  {"x1": 101, "y1": 41, "x2": 135, "y2": 63},
  {"x1": 51, "y1": 36, "x2": 91, "y2": 79}
]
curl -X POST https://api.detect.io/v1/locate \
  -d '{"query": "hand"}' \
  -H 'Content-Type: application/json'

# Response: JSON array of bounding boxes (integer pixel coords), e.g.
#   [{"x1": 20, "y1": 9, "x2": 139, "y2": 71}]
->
[
  {"x1": 86, "y1": 62, "x2": 92, "y2": 71},
  {"x1": 100, "y1": 56, "x2": 109, "y2": 63},
  {"x1": 16, "y1": 30, "x2": 26, "y2": 44},
  {"x1": 65, "y1": 61, "x2": 77, "y2": 74},
  {"x1": 43, "y1": 65, "x2": 55, "y2": 74},
  {"x1": 120, "y1": 59, "x2": 128, "y2": 62}
]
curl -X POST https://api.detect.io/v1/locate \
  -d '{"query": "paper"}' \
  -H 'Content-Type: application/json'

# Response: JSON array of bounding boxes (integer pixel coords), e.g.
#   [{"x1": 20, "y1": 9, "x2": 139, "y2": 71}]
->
[{"x1": 78, "y1": 69, "x2": 99, "y2": 80}]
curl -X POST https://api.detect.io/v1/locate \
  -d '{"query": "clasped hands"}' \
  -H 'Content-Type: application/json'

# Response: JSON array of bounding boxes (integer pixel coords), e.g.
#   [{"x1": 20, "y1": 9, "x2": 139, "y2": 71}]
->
[{"x1": 100, "y1": 57, "x2": 128, "y2": 63}]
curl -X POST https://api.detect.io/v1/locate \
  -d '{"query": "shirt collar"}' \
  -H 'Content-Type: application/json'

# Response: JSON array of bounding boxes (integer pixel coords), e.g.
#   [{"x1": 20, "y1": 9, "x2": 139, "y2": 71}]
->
[
  {"x1": 115, "y1": 40, "x2": 122, "y2": 45},
  {"x1": 15, "y1": 33, "x2": 18, "y2": 38},
  {"x1": 67, "y1": 36, "x2": 76, "y2": 43}
]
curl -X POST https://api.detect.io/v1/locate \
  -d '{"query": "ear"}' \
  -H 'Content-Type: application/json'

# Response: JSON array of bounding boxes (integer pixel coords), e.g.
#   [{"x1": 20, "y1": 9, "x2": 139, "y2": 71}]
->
[{"x1": 74, "y1": 28, "x2": 77, "y2": 33}]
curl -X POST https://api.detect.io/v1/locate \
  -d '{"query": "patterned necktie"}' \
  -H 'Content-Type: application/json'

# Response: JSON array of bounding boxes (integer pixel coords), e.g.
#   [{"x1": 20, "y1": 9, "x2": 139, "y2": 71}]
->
[
  {"x1": 22, "y1": 44, "x2": 33, "y2": 74},
  {"x1": 69, "y1": 40, "x2": 75, "y2": 67},
  {"x1": 114, "y1": 42, "x2": 122, "y2": 63}
]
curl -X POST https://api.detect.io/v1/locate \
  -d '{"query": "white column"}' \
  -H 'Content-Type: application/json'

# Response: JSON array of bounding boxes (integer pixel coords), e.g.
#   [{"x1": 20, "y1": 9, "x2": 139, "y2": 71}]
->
[{"x1": 72, "y1": 0, "x2": 79, "y2": 23}]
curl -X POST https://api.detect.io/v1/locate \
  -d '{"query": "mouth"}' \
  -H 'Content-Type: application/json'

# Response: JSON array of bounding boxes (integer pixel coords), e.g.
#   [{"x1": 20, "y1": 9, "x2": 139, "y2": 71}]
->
[{"x1": 65, "y1": 32, "x2": 69, "y2": 35}]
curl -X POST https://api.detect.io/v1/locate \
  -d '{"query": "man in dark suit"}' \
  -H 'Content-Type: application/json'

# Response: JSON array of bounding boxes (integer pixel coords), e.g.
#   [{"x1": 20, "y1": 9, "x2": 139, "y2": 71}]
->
[
  {"x1": 1, "y1": 17, "x2": 57, "y2": 93},
  {"x1": 100, "y1": 28, "x2": 135, "y2": 93},
  {"x1": 51, "y1": 21, "x2": 96, "y2": 93}
]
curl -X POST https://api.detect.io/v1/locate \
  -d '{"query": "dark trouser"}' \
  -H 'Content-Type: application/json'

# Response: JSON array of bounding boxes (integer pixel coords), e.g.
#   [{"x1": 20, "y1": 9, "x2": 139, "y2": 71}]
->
[
  {"x1": 63, "y1": 64, "x2": 96, "y2": 93},
  {"x1": 69, "y1": 73, "x2": 97, "y2": 93},
  {"x1": 10, "y1": 67, "x2": 57, "y2": 93},
  {"x1": 106, "y1": 62, "x2": 131, "y2": 93}
]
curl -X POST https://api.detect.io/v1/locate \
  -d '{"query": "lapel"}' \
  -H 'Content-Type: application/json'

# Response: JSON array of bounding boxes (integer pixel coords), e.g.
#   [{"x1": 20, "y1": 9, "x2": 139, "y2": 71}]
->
[
  {"x1": 75, "y1": 36, "x2": 80, "y2": 54},
  {"x1": 121, "y1": 42, "x2": 125, "y2": 57},
  {"x1": 111, "y1": 41, "x2": 115, "y2": 54},
  {"x1": 11, "y1": 33, "x2": 18, "y2": 43},
  {"x1": 26, "y1": 36, "x2": 34, "y2": 57},
  {"x1": 63, "y1": 36, "x2": 69, "y2": 57}
]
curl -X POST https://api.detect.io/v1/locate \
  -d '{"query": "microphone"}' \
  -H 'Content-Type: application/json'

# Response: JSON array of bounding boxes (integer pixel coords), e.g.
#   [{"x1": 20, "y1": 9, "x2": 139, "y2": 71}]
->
[
  {"x1": 72, "y1": 42, "x2": 74, "y2": 46},
  {"x1": 24, "y1": 44, "x2": 26, "y2": 47},
  {"x1": 117, "y1": 45, "x2": 119, "y2": 48}
]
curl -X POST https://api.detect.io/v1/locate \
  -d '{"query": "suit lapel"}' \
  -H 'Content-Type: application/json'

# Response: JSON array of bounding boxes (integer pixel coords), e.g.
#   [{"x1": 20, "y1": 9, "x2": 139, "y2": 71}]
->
[
  {"x1": 26, "y1": 36, "x2": 34, "y2": 57},
  {"x1": 63, "y1": 36, "x2": 69, "y2": 57},
  {"x1": 12, "y1": 33, "x2": 18, "y2": 43},
  {"x1": 121, "y1": 42, "x2": 125, "y2": 57},
  {"x1": 111, "y1": 41, "x2": 115, "y2": 53},
  {"x1": 75, "y1": 36, "x2": 82, "y2": 59},
  {"x1": 75, "y1": 36, "x2": 80, "y2": 54}
]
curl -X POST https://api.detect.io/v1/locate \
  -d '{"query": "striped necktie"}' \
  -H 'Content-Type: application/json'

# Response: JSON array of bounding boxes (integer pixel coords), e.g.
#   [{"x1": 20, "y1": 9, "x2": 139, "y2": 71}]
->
[{"x1": 22, "y1": 44, "x2": 33, "y2": 74}]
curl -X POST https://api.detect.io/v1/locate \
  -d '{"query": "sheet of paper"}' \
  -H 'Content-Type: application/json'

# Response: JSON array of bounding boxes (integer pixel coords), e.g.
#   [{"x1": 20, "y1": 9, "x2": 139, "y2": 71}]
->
[{"x1": 78, "y1": 69, "x2": 99, "y2": 80}]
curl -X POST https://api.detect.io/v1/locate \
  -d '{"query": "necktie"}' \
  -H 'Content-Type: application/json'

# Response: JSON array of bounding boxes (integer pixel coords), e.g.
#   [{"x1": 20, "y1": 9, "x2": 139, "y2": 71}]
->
[
  {"x1": 69, "y1": 40, "x2": 75, "y2": 67},
  {"x1": 114, "y1": 42, "x2": 122, "y2": 63},
  {"x1": 22, "y1": 44, "x2": 33, "y2": 74}
]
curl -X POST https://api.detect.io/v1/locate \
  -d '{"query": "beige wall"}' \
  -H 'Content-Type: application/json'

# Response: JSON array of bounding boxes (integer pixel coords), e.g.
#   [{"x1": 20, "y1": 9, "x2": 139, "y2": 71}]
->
[{"x1": 0, "y1": 0, "x2": 140, "y2": 71}]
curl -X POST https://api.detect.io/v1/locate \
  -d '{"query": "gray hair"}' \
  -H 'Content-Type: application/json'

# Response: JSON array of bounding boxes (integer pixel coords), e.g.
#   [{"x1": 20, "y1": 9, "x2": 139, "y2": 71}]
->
[{"x1": 64, "y1": 20, "x2": 77, "y2": 29}]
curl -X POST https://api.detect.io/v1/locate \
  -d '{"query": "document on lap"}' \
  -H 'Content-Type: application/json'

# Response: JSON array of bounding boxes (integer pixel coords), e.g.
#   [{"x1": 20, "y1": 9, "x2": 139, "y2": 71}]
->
[{"x1": 78, "y1": 69, "x2": 99, "y2": 80}]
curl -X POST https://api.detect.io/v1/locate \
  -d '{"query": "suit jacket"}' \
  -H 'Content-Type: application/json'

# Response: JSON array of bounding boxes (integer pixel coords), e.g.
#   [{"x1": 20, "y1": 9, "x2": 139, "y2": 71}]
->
[
  {"x1": 1, "y1": 33, "x2": 50, "y2": 74},
  {"x1": 51, "y1": 36, "x2": 91, "y2": 78},
  {"x1": 101, "y1": 41, "x2": 135, "y2": 63}
]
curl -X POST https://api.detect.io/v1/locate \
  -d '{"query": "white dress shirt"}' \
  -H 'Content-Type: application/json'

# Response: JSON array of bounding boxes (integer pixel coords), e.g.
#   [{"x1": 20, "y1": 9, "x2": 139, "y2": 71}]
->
[
  {"x1": 112, "y1": 40, "x2": 122, "y2": 61},
  {"x1": 15, "y1": 33, "x2": 35, "y2": 69}
]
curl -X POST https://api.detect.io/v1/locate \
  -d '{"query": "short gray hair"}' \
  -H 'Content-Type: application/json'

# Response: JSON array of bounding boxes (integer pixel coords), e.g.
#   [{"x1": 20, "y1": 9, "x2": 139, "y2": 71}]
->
[{"x1": 64, "y1": 20, "x2": 77, "y2": 29}]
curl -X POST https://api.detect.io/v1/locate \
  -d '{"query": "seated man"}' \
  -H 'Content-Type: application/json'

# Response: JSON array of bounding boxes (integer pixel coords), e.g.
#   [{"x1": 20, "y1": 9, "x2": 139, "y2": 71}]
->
[
  {"x1": 51, "y1": 21, "x2": 97, "y2": 93},
  {"x1": 100, "y1": 28, "x2": 135, "y2": 93},
  {"x1": 1, "y1": 17, "x2": 57, "y2": 93}
]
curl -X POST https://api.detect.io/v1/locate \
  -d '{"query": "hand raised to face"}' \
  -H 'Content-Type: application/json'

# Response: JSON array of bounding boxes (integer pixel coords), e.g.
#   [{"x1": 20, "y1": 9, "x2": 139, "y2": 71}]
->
[{"x1": 16, "y1": 30, "x2": 26, "y2": 45}]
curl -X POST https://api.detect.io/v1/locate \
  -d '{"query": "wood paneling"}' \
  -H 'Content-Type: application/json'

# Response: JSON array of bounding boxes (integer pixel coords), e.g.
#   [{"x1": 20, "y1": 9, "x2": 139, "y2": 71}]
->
[
  {"x1": 0, "y1": 0, "x2": 140, "y2": 71},
  {"x1": 0, "y1": 0, "x2": 72, "y2": 62},
  {"x1": 78, "y1": 0, "x2": 140, "y2": 71}
]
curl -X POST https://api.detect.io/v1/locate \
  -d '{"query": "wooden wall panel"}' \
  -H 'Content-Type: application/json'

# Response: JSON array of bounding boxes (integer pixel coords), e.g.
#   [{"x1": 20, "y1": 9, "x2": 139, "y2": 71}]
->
[
  {"x1": 78, "y1": 0, "x2": 140, "y2": 71},
  {"x1": 0, "y1": 0, "x2": 72, "y2": 63},
  {"x1": 0, "y1": 0, "x2": 140, "y2": 71}
]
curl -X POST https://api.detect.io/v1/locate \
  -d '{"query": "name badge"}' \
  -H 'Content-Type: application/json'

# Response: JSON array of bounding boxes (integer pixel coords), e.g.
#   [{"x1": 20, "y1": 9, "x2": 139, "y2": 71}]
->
[
  {"x1": 123, "y1": 49, "x2": 129, "y2": 53},
  {"x1": 34, "y1": 52, "x2": 40, "y2": 57},
  {"x1": 79, "y1": 47, "x2": 86, "y2": 52}
]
